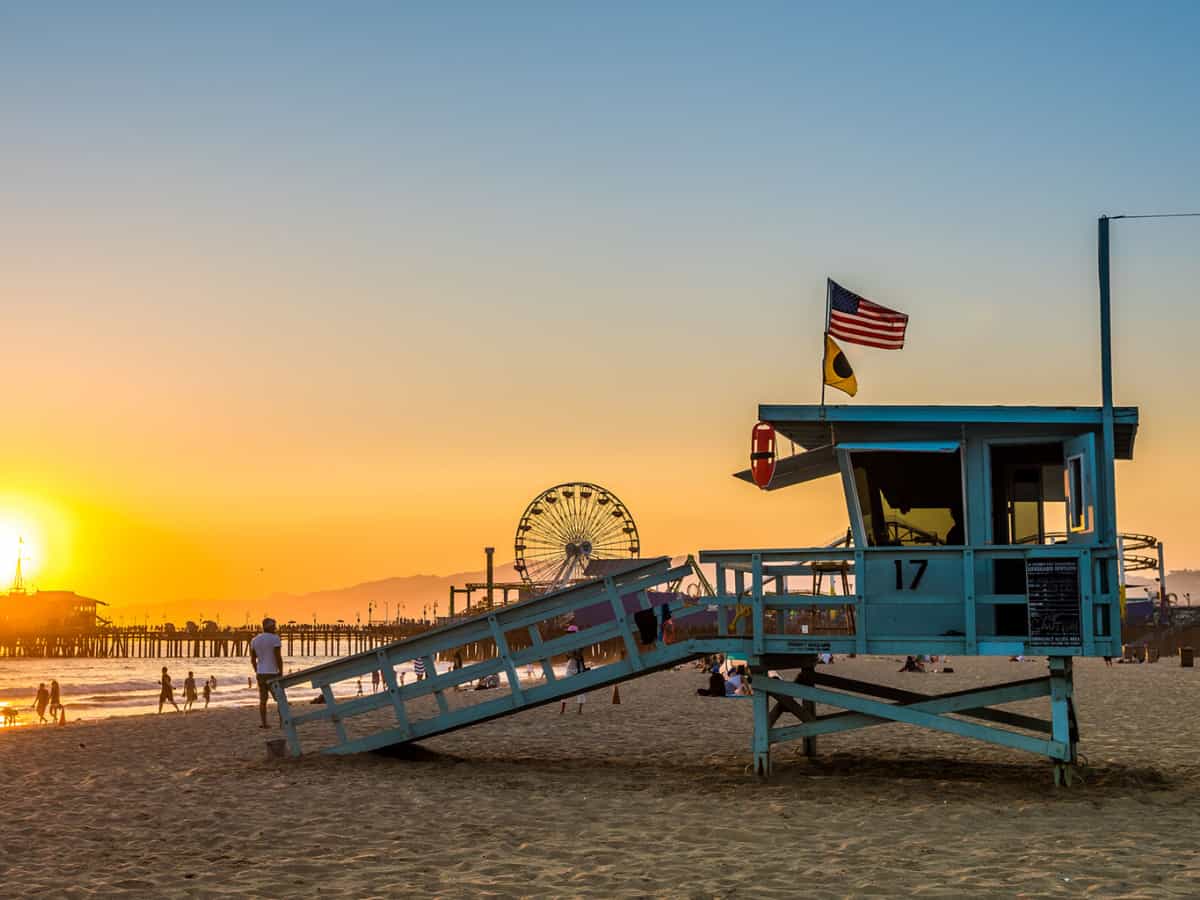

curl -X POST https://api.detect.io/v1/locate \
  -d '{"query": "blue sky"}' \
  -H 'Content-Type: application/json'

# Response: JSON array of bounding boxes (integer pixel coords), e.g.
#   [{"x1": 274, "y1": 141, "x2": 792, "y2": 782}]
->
[{"x1": 1, "y1": 3, "x2": 1198, "y2": 599}]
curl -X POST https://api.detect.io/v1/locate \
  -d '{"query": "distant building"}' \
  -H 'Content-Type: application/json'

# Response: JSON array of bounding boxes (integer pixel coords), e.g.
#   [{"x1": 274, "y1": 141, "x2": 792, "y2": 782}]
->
[{"x1": 0, "y1": 590, "x2": 109, "y2": 632}]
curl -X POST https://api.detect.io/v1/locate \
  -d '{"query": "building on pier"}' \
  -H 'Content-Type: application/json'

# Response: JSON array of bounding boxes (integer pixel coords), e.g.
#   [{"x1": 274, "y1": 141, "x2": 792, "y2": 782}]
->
[{"x1": 0, "y1": 589, "x2": 109, "y2": 633}]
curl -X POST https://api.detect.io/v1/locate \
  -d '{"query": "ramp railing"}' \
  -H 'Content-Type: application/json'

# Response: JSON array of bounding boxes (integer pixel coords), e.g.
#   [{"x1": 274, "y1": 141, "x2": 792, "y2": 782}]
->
[{"x1": 271, "y1": 557, "x2": 700, "y2": 756}]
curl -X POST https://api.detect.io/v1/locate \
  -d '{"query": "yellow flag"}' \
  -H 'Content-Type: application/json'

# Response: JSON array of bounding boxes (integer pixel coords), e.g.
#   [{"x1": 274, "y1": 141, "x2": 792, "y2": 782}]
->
[{"x1": 824, "y1": 335, "x2": 858, "y2": 397}]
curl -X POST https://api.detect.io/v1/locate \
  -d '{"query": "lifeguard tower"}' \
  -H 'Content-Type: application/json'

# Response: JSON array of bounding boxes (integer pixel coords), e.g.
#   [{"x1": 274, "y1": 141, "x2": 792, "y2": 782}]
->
[
  {"x1": 269, "y1": 219, "x2": 1134, "y2": 784},
  {"x1": 711, "y1": 400, "x2": 1135, "y2": 782}
]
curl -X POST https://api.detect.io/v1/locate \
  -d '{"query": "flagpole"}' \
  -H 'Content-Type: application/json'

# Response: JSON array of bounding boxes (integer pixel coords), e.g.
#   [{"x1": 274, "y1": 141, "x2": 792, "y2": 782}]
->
[{"x1": 819, "y1": 278, "x2": 832, "y2": 415}]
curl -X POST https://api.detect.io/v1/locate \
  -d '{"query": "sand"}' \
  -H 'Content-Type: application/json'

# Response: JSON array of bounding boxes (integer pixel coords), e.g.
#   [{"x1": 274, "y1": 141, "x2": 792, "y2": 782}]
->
[{"x1": 2, "y1": 655, "x2": 1199, "y2": 898}]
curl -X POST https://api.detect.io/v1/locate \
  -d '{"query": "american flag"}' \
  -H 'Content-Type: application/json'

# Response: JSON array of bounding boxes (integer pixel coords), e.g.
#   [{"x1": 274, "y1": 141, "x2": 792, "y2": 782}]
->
[{"x1": 828, "y1": 279, "x2": 909, "y2": 350}]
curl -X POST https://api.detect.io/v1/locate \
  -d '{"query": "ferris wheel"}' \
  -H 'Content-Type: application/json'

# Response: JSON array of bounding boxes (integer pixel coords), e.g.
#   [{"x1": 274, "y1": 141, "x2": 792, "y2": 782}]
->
[{"x1": 513, "y1": 482, "x2": 640, "y2": 589}]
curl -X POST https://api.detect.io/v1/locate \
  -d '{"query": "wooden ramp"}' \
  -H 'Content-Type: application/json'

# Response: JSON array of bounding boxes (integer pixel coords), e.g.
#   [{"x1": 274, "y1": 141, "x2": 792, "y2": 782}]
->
[
  {"x1": 272, "y1": 549, "x2": 1083, "y2": 783},
  {"x1": 270, "y1": 557, "x2": 705, "y2": 757}
]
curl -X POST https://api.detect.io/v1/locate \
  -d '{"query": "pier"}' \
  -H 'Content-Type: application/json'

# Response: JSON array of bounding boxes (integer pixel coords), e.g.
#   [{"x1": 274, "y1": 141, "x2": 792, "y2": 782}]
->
[{"x1": 0, "y1": 622, "x2": 434, "y2": 659}]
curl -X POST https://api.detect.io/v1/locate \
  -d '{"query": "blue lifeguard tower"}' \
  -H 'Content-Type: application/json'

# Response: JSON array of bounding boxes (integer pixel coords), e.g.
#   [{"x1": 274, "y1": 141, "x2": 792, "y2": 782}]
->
[
  {"x1": 708, "y1": 400, "x2": 1135, "y2": 782},
  {"x1": 269, "y1": 219, "x2": 1133, "y2": 784}
]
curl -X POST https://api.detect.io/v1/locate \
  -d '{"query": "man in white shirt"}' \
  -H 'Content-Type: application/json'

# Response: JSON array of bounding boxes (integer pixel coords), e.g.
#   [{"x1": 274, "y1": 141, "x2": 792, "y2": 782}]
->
[{"x1": 250, "y1": 617, "x2": 284, "y2": 729}]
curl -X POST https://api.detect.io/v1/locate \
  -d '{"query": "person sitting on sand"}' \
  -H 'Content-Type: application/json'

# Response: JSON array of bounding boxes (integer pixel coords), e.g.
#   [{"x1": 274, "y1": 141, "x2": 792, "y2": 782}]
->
[
  {"x1": 250, "y1": 617, "x2": 284, "y2": 730},
  {"x1": 724, "y1": 668, "x2": 744, "y2": 696},
  {"x1": 899, "y1": 656, "x2": 924, "y2": 673},
  {"x1": 32, "y1": 683, "x2": 50, "y2": 722},
  {"x1": 202, "y1": 679, "x2": 212, "y2": 709},
  {"x1": 696, "y1": 666, "x2": 727, "y2": 697},
  {"x1": 158, "y1": 667, "x2": 181, "y2": 713},
  {"x1": 183, "y1": 671, "x2": 198, "y2": 712}
]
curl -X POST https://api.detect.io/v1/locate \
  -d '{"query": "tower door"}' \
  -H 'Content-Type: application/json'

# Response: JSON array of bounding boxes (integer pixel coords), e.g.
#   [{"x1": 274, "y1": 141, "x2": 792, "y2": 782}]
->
[{"x1": 1064, "y1": 433, "x2": 1097, "y2": 541}]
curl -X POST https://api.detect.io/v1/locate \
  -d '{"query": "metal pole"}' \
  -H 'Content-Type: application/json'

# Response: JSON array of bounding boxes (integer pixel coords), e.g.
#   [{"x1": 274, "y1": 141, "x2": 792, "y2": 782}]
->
[
  {"x1": 1157, "y1": 541, "x2": 1168, "y2": 616},
  {"x1": 1097, "y1": 217, "x2": 1119, "y2": 547},
  {"x1": 485, "y1": 547, "x2": 495, "y2": 610},
  {"x1": 820, "y1": 279, "x2": 832, "y2": 413}
]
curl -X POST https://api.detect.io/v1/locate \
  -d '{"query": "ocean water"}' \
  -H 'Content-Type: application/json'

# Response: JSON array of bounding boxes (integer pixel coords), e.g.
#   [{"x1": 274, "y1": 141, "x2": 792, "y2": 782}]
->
[{"x1": 0, "y1": 654, "x2": 438, "y2": 724}]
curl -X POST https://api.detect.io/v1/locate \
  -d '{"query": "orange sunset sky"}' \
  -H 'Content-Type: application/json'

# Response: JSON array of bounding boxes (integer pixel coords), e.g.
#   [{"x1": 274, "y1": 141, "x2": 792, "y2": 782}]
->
[{"x1": 2, "y1": 7, "x2": 1198, "y2": 615}]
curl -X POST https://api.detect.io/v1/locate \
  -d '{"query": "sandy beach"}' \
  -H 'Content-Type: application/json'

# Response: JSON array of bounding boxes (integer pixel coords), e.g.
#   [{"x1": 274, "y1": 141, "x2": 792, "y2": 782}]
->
[{"x1": 2, "y1": 655, "x2": 1199, "y2": 898}]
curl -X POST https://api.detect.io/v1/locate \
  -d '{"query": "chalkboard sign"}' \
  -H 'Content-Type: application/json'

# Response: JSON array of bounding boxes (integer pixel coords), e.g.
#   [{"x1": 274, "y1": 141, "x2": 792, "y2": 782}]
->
[{"x1": 1026, "y1": 559, "x2": 1081, "y2": 647}]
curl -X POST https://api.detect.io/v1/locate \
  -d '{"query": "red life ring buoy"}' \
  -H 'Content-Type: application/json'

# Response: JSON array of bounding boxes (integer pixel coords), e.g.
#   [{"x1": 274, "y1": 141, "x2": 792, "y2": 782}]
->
[{"x1": 750, "y1": 421, "x2": 776, "y2": 489}]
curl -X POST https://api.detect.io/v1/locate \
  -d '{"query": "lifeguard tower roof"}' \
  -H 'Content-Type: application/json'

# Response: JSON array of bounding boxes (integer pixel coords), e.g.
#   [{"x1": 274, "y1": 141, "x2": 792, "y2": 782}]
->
[{"x1": 736, "y1": 404, "x2": 1138, "y2": 490}]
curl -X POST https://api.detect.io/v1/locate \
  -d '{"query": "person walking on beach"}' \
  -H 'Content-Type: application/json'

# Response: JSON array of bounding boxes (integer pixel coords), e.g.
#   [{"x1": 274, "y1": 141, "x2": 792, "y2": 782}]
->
[
  {"x1": 158, "y1": 667, "x2": 181, "y2": 713},
  {"x1": 560, "y1": 629, "x2": 586, "y2": 715},
  {"x1": 48, "y1": 679, "x2": 62, "y2": 718},
  {"x1": 32, "y1": 683, "x2": 50, "y2": 722},
  {"x1": 371, "y1": 669, "x2": 380, "y2": 693},
  {"x1": 202, "y1": 679, "x2": 212, "y2": 709},
  {"x1": 183, "y1": 671, "x2": 198, "y2": 712},
  {"x1": 250, "y1": 617, "x2": 284, "y2": 730}
]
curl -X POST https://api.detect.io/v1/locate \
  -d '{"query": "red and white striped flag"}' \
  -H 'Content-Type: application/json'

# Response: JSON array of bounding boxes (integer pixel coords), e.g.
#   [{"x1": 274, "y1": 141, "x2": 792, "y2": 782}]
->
[{"x1": 827, "y1": 279, "x2": 909, "y2": 350}]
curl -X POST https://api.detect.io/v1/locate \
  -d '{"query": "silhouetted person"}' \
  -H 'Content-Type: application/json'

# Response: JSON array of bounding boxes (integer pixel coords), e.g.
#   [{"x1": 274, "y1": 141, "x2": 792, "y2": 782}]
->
[
  {"x1": 202, "y1": 680, "x2": 212, "y2": 709},
  {"x1": 48, "y1": 679, "x2": 62, "y2": 718},
  {"x1": 696, "y1": 667, "x2": 726, "y2": 697},
  {"x1": 158, "y1": 667, "x2": 181, "y2": 713},
  {"x1": 32, "y1": 683, "x2": 50, "y2": 722},
  {"x1": 250, "y1": 617, "x2": 284, "y2": 729},
  {"x1": 183, "y1": 671, "x2": 198, "y2": 712}
]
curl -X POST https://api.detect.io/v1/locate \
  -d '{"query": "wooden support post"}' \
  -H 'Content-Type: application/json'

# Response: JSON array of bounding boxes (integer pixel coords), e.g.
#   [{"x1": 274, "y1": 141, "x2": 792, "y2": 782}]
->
[
  {"x1": 751, "y1": 554, "x2": 764, "y2": 656},
  {"x1": 423, "y1": 655, "x2": 449, "y2": 714},
  {"x1": 752, "y1": 668, "x2": 771, "y2": 778},
  {"x1": 377, "y1": 651, "x2": 411, "y2": 739},
  {"x1": 1080, "y1": 550, "x2": 1096, "y2": 657},
  {"x1": 607, "y1": 577, "x2": 642, "y2": 671},
  {"x1": 853, "y1": 548, "x2": 866, "y2": 655},
  {"x1": 715, "y1": 563, "x2": 727, "y2": 635},
  {"x1": 799, "y1": 655, "x2": 818, "y2": 758},
  {"x1": 1049, "y1": 656, "x2": 1076, "y2": 784},
  {"x1": 962, "y1": 548, "x2": 977, "y2": 654},
  {"x1": 274, "y1": 682, "x2": 301, "y2": 757},
  {"x1": 527, "y1": 625, "x2": 556, "y2": 682},
  {"x1": 487, "y1": 615, "x2": 524, "y2": 705},
  {"x1": 321, "y1": 684, "x2": 347, "y2": 744}
]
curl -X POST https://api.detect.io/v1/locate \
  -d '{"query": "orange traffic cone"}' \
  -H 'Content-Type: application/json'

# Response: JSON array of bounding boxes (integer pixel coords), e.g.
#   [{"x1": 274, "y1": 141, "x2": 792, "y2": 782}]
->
[{"x1": 611, "y1": 684, "x2": 621, "y2": 704}]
